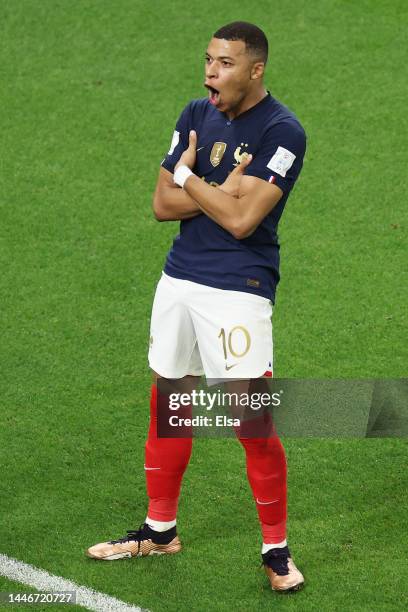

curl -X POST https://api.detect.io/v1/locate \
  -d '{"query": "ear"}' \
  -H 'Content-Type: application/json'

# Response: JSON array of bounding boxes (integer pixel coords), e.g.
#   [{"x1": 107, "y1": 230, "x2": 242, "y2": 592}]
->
[{"x1": 251, "y1": 61, "x2": 265, "y2": 80}]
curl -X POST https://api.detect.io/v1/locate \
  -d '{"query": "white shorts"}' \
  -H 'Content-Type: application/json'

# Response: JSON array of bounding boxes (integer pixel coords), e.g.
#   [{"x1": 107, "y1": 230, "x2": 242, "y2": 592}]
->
[{"x1": 148, "y1": 273, "x2": 273, "y2": 379}]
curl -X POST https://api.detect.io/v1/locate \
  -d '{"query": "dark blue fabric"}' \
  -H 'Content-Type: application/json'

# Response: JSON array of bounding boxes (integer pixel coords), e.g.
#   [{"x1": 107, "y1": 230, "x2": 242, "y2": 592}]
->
[{"x1": 161, "y1": 93, "x2": 306, "y2": 302}]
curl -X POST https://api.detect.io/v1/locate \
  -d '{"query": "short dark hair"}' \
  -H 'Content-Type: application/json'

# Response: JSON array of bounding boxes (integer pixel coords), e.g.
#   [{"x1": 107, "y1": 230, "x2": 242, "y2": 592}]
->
[{"x1": 213, "y1": 21, "x2": 268, "y2": 64}]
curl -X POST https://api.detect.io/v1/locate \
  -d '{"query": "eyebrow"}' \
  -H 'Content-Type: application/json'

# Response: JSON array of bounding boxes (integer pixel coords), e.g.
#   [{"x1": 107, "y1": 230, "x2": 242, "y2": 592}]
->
[{"x1": 205, "y1": 52, "x2": 235, "y2": 61}]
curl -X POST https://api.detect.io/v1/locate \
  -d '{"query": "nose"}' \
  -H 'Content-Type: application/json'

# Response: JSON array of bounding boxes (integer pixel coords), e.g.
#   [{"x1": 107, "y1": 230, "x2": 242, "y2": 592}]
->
[{"x1": 205, "y1": 59, "x2": 218, "y2": 79}]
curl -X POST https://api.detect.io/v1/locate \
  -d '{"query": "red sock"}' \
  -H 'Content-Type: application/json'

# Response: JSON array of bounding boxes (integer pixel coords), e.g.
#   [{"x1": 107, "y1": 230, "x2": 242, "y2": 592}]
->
[
  {"x1": 238, "y1": 432, "x2": 287, "y2": 544},
  {"x1": 145, "y1": 384, "x2": 192, "y2": 522}
]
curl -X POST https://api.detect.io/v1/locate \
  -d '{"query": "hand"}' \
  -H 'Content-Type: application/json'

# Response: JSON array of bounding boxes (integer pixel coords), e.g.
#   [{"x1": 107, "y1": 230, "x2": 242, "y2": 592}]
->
[
  {"x1": 218, "y1": 153, "x2": 253, "y2": 197},
  {"x1": 175, "y1": 130, "x2": 197, "y2": 172}
]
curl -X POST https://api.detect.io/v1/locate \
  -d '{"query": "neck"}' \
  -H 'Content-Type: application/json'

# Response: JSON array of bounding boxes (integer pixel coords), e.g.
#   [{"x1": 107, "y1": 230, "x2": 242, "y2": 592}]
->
[{"x1": 227, "y1": 86, "x2": 268, "y2": 120}]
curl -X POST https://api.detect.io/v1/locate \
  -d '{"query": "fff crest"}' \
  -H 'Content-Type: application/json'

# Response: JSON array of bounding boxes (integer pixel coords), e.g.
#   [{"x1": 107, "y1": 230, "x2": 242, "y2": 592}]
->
[
  {"x1": 233, "y1": 143, "x2": 250, "y2": 166},
  {"x1": 210, "y1": 142, "x2": 227, "y2": 167}
]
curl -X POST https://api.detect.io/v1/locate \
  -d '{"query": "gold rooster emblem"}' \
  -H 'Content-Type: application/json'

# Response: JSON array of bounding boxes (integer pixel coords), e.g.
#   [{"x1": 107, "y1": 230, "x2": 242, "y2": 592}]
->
[{"x1": 233, "y1": 142, "x2": 250, "y2": 166}]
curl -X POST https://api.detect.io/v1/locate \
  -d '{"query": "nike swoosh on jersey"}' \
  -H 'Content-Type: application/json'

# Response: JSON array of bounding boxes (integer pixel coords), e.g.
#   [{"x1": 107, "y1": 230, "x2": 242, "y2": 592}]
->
[
  {"x1": 225, "y1": 363, "x2": 238, "y2": 371},
  {"x1": 256, "y1": 498, "x2": 279, "y2": 505},
  {"x1": 196, "y1": 147, "x2": 205, "y2": 152}
]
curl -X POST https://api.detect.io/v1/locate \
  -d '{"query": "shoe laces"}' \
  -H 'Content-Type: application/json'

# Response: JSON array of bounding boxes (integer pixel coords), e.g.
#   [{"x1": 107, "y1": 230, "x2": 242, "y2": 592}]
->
[
  {"x1": 109, "y1": 523, "x2": 148, "y2": 555},
  {"x1": 261, "y1": 546, "x2": 290, "y2": 576}
]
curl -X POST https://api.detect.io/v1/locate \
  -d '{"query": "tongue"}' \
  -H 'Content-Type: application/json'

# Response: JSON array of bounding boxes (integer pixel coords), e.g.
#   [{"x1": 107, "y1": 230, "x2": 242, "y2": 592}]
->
[{"x1": 209, "y1": 90, "x2": 219, "y2": 106}]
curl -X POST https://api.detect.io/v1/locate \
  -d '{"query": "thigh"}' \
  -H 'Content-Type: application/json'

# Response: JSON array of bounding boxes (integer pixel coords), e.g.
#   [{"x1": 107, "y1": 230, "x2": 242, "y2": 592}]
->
[
  {"x1": 148, "y1": 274, "x2": 204, "y2": 378},
  {"x1": 189, "y1": 285, "x2": 273, "y2": 379}
]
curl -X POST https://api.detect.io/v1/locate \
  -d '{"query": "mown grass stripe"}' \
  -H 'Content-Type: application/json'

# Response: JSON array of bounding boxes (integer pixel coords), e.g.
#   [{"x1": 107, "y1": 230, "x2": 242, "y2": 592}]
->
[{"x1": 0, "y1": 554, "x2": 148, "y2": 612}]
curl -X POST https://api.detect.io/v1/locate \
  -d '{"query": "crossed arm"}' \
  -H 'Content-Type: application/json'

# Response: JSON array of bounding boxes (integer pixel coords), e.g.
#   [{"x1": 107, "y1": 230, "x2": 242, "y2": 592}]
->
[
  {"x1": 153, "y1": 131, "x2": 283, "y2": 240},
  {"x1": 153, "y1": 167, "x2": 201, "y2": 221}
]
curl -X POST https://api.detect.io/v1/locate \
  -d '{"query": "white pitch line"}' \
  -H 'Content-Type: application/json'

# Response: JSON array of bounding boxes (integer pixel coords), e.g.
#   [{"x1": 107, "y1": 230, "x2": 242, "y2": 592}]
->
[{"x1": 0, "y1": 553, "x2": 148, "y2": 612}]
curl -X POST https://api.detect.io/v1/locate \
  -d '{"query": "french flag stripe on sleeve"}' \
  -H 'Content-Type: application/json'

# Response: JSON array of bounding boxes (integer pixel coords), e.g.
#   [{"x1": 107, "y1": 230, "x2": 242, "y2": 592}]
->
[{"x1": 268, "y1": 175, "x2": 275, "y2": 183}]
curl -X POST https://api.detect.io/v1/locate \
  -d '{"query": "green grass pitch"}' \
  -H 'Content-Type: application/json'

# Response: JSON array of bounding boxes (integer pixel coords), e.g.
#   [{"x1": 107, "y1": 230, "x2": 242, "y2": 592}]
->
[{"x1": 0, "y1": 1, "x2": 407, "y2": 611}]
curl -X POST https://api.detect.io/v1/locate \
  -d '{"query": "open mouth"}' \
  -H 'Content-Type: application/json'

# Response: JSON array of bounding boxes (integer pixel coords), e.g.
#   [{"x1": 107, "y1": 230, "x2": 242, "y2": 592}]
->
[{"x1": 205, "y1": 84, "x2": 220, "y2": 106}]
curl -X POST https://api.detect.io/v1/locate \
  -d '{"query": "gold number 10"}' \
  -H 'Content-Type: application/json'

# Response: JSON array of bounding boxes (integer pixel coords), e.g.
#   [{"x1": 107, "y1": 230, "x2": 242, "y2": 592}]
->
[{"x1": 218, "y1": 326, "x2": 251, "y2": 359}]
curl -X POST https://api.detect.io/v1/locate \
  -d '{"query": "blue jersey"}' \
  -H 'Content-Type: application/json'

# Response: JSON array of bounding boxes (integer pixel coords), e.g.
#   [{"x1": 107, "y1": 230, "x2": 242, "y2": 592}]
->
[{"x1": 161, "y1": 92, "x2": 306, "y2": 303}]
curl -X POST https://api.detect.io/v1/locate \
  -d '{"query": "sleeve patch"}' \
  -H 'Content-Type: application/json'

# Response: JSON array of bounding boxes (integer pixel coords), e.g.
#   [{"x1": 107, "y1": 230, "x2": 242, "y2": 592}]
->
[
  {"x1": 168, "y1": 130, "x2": 180, "y2": 155},
  {"x1": 266, "y1": 146, "x2": 296, "y2": 177}
]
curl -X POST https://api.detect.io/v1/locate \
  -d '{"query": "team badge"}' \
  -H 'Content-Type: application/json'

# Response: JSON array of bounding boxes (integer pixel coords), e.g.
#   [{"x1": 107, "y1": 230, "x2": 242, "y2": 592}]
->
[
  {"x1": 267, "y1": 146, "x2": 296, "y2": 177},
  {"x1": 233, "y1": 143, "x2": 250, "y2": 166},
  {"x1": 210, "y1": 142, "x2": 227, "y2": 167}
]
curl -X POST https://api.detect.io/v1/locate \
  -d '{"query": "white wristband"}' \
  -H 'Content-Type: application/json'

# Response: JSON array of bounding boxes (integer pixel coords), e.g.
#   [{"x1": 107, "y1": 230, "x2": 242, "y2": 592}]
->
[{"x1": 174, "y1": 165, "x2": 193, "y2": 188}]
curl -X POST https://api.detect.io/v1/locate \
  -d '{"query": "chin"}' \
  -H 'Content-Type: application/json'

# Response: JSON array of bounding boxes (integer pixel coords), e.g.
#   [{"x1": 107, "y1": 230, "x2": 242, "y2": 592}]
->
[{"x1": 217, "y1": 100, "x2": 230, "y2": 112}]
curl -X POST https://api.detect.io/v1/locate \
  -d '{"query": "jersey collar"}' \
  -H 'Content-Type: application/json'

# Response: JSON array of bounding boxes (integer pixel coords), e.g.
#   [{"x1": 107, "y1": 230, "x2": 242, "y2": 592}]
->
[{"x1": 222, "y1": 91, "x2": 272, "y2": 122}]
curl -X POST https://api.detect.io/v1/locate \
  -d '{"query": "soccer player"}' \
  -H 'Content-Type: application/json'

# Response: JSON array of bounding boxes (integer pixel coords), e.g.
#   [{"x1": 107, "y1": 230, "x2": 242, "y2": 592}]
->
[{"x1": 87, "y1": 21, "x2": 307, "y2": 593}]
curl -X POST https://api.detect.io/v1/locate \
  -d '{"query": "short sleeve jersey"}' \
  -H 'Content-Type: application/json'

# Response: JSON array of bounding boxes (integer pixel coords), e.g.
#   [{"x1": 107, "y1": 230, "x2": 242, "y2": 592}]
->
[{"x1": 161, "y1": 93, "x2": 306, "y2": 303}]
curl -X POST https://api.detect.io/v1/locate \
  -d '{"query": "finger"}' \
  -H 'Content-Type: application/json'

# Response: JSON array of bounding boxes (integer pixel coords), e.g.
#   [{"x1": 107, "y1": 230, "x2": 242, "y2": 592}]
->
[
  {"x1": 237, "y1": 153, "x2": 252, "y2": 172},
  {"x1": 233, "y1": 154, "x2": 252, "y2": 174},
  {"x1": 189, "y1": 130, "x2": 197, "y2": 149}
]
